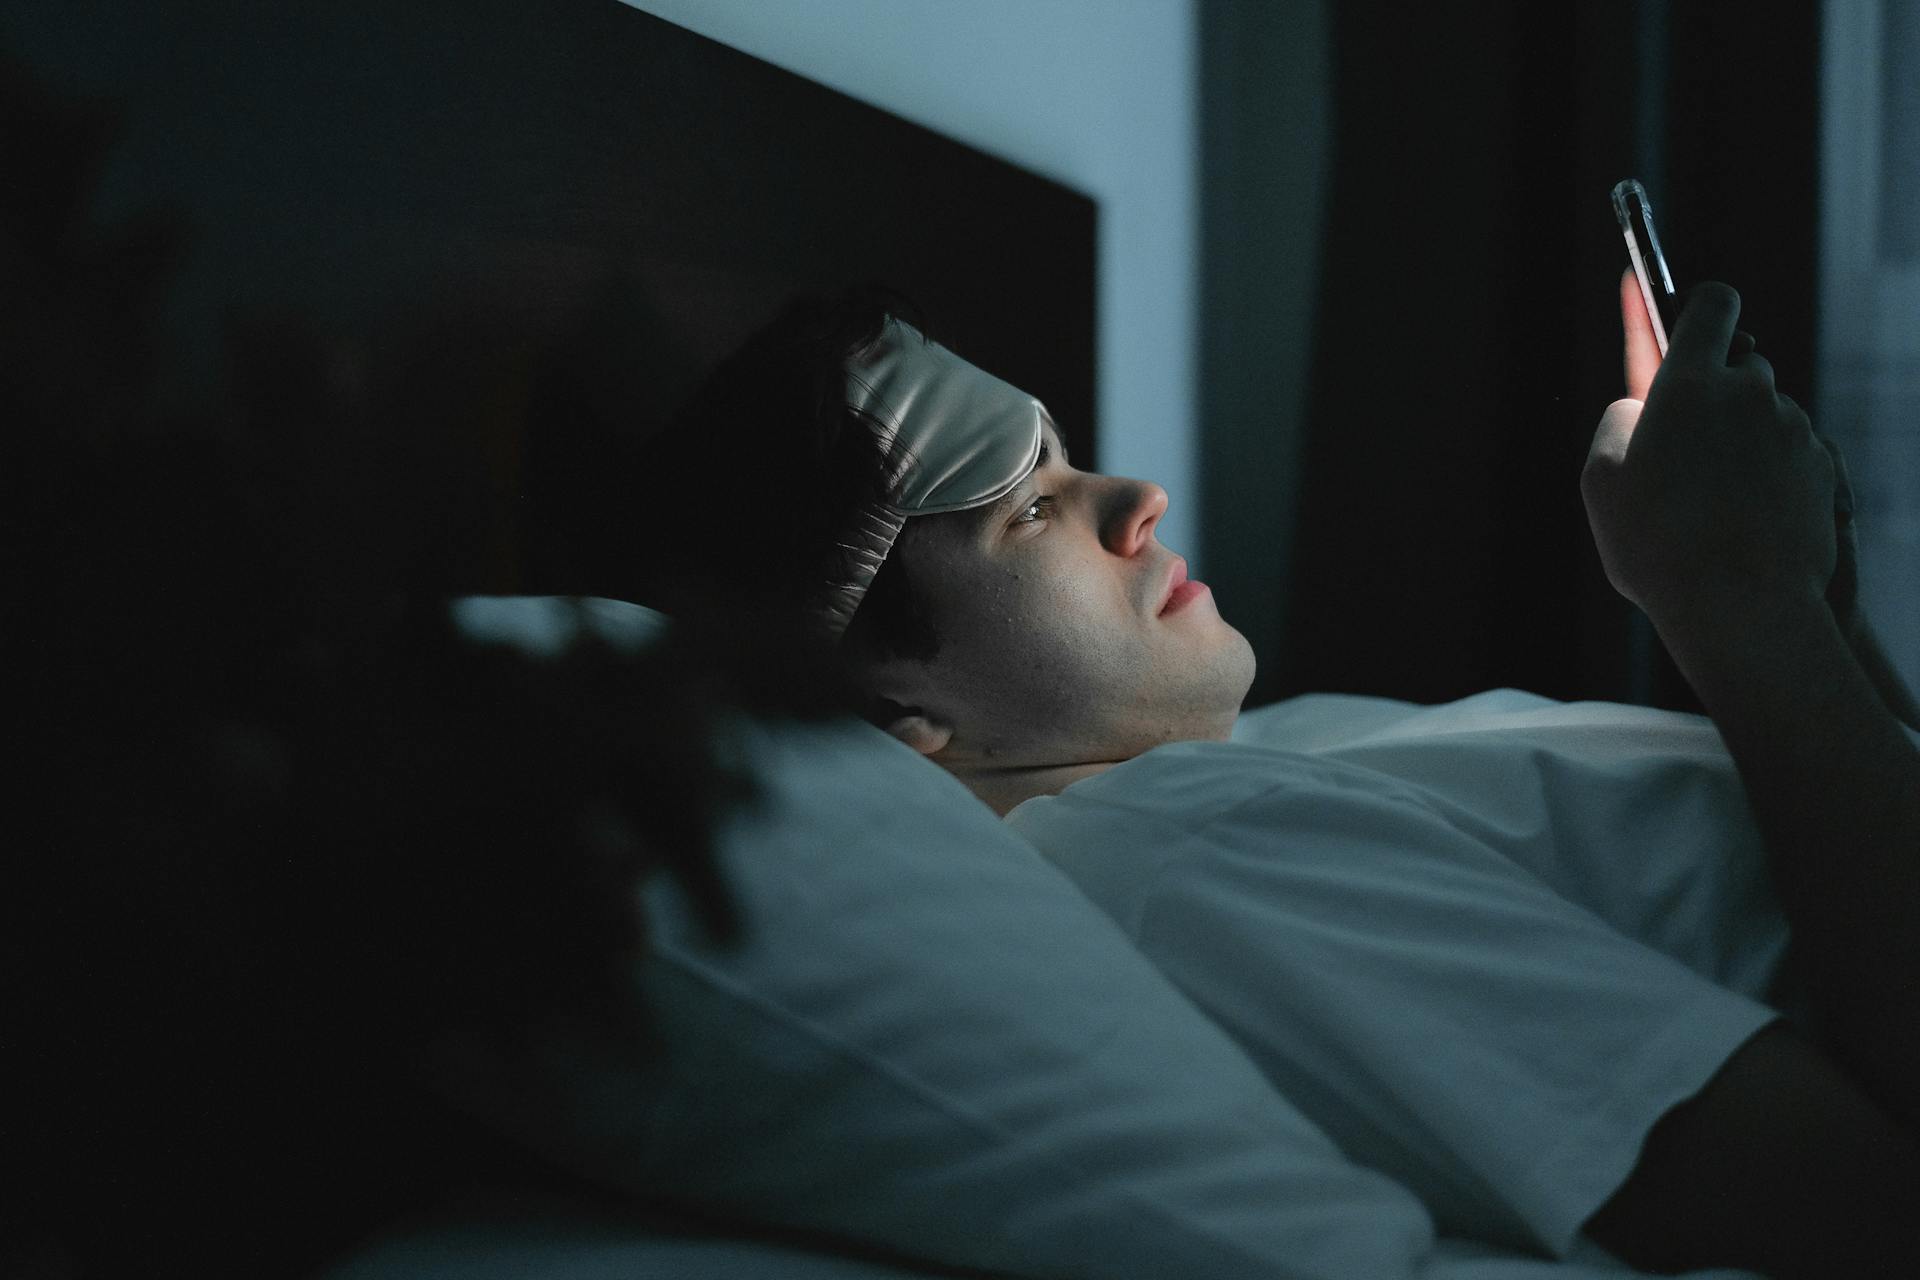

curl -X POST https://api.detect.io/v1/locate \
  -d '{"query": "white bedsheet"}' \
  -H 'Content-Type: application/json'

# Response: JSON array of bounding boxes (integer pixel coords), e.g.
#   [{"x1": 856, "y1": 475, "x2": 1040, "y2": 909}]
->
[
  {"x1": 1009, "y1": 690, "x2": 1788, "y2": 1261},
  {"x1": 1232, "y1": 689, "x2": 1794, "y2": 1002},
  {"x1": 325, "y1": 1216, "x2": 1761, "y2": 1279}
]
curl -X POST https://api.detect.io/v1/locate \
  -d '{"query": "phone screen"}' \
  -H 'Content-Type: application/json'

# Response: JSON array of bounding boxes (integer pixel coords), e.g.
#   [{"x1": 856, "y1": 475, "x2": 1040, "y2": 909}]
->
[{"x1": 1611, "y1": 178, "x2": 1678, "y2": 356}]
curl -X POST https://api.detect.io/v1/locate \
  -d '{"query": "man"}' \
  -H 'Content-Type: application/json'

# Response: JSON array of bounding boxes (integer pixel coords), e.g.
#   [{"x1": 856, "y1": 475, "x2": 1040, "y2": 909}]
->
[{"x1": 643, "y1": 279, "x2": 1920, "y2": 1277}]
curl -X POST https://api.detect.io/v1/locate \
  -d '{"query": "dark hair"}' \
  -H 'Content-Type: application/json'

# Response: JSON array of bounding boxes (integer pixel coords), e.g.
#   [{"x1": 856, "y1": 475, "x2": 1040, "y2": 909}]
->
[
  {"x1": 848, "y1": 515, "x2": 944, "y2": 663},
  {"x1": 590, "y1": 286, "x2": 947, "y2": 665}
]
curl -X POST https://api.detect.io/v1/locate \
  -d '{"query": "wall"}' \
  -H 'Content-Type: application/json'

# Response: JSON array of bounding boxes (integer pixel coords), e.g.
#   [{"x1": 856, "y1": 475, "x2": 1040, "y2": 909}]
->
[
  {"x1": 1820, "y1": 0, "x2": 1920, "y2": 690},
  {"x1": 625, "y1": 0, "x2": 1203, "y2": 565}
]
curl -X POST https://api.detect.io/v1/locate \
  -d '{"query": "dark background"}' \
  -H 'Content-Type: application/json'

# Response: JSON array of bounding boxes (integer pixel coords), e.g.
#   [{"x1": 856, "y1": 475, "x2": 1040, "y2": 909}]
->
[
  {"x1": 1201, "y1": 0, "x2": 1822, "y2": 710},
  {"x1": 9, "y1": 0, "x2": 1824, "y2": 707},
  {"x1": 4, "y1": 0, "x2": 1097, "y2": 596}
]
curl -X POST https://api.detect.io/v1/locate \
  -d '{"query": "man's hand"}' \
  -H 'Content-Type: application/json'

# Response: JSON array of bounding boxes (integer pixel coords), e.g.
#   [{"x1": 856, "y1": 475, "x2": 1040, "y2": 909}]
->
[
  {"x1": 1621, "y1": 267, "x2": 1658, "y2": 399},
  {"x1": 1578, "y1": 275, "x2": 1920, "y2": 1273},
  {"x1": 1610, "y1": 269, "x2": 1919, "y2": 729},
  {"x1": 1618, "y1": 267, "x2": 1756, "y2": 399},
  {"x1": 1582, "y1": 279, "x2": 1835, "y2": 630}
]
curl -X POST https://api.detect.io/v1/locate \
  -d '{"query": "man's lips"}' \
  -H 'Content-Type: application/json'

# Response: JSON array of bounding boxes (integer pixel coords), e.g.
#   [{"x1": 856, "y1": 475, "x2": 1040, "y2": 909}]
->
[{"x1": 1158, "y1": 557, "x2": 1211, "y2": 615}]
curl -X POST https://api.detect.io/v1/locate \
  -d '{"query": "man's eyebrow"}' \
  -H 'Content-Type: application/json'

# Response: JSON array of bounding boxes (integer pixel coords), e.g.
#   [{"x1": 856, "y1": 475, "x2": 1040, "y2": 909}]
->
[
  {"x1": 982, "y1": 429, "x2": 1066, "y2": 526},
  {"x1": 986, "y1": 479, "x2": 1033, "y2": 524},
  {"x1": 1041, "y1": 426, "x2": 1069, "y2": 468}
]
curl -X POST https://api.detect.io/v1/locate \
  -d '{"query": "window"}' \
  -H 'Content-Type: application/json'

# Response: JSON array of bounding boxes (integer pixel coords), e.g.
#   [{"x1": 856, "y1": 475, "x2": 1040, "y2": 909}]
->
[{"x1": 1820, "y1": 0, "x2": 1920, "y2": 687}]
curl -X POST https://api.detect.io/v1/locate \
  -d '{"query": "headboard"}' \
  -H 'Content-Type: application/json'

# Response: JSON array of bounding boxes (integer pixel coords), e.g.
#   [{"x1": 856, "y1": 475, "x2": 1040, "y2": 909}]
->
[{"x1": 7, "y1": 0, "x2": 1097, "y2": 591}]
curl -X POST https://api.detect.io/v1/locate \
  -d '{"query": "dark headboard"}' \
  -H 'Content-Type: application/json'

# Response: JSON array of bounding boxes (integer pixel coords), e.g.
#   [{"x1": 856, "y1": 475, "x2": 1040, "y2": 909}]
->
[{"x1": 9, "y1": 0, "x2": 1097, "y2": 590}]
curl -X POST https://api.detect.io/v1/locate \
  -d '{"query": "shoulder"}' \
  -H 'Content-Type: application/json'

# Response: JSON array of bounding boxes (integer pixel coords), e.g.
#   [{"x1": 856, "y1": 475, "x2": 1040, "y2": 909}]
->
[{"x1": 1013, "y1": 737, "x2": 1419, "y2": 838}]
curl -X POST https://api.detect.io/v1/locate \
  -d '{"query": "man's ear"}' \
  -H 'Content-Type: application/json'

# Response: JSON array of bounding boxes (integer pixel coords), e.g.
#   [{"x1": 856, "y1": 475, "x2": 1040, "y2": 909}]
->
[
  {"x1": 882, "y1": 709, "x2": 953, "y2": 757},
  {"x1": 855, "y1": 649, "x2": 953, "y2": 756}
]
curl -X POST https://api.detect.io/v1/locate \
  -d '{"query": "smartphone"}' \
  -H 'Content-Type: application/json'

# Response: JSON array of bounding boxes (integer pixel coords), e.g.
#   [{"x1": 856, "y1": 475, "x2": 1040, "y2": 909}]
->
[{"x1": 1611, "y1": 178, "x2": 1678, "y2": 356}]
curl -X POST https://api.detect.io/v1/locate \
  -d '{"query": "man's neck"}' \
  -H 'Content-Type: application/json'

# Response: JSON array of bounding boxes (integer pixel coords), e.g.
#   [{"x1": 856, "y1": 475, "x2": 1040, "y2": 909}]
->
[{"x1": 952, "y1": 759, "x2": 1123, "y2": 817}]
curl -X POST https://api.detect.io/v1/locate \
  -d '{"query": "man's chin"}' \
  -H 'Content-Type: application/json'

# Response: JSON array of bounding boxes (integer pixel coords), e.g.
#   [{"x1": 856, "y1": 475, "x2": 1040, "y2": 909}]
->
[
  {"x1": 1221, "y1": 623, "x2": 1258, "y2": 701},
  {"x1": 1180, "y1": 627, "x2": 1256, "y2": 741}
]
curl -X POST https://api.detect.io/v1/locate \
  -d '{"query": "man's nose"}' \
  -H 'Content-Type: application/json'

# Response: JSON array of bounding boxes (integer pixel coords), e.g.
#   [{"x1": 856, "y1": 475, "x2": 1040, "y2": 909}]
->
[{"x1": 1101, "y1": 477, "x2": 1169, "y2": 556}]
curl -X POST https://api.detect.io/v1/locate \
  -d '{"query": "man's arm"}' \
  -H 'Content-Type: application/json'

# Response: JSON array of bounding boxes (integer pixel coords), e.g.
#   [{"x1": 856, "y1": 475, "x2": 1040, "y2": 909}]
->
[
  {"x1": 1580, "y1": 280, "x2": 1920, "y2": 1274},
  {"x1": 1821, "y1": 434, "x2": 1920, "y2": 731},
  {"x1": 1651, "y1": 582, "x2": 1920, "y2": 1123},
  {"x1": 1584, "y1": 1021, "x2": 1920, "y2": 1278},
  {"x1": 1590, "y1": 278, "x2": 1920, "y2": 1127}
]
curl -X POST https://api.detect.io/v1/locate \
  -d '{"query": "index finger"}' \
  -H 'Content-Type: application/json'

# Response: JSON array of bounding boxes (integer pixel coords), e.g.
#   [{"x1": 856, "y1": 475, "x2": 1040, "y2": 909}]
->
[
  {"x1": 1664, "y1": 281, "x2": 1743, "y2": 367},
  {"x1": 1619, "y1": 268, "x2": 1661, "y2": 400}
]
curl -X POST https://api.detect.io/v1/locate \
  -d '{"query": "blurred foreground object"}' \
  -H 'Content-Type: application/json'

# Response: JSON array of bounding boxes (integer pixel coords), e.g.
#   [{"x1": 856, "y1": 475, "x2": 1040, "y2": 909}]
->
[{"x1": 1, "y1": 56, "x2": 841, "y2": 1277}]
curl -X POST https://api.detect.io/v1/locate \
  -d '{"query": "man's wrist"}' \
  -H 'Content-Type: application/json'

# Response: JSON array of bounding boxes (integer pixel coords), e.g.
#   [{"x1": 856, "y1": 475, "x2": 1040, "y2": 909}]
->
[
  {"x1": 1639, "y1": 583, "x2": 1869, "y2": 752},
  {"x1": 1644, "y1": 583, "x2": 1832, "y2": 659}
]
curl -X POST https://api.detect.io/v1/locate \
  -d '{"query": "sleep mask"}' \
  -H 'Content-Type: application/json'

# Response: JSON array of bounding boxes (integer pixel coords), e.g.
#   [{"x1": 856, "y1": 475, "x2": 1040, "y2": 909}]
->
[{"x1": 815, "y1": 318, "x2": 1049, "y2": 637}]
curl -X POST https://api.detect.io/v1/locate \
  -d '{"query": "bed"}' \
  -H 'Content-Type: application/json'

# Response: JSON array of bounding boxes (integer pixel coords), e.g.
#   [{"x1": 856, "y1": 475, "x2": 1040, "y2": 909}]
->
[{"x1": 313, "y1": 596, "x2": 1768, "y2": 1280}]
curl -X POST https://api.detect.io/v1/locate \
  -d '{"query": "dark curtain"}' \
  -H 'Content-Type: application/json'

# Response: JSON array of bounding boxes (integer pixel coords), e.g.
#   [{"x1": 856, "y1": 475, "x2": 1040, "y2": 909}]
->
[{"x1": 1247, "y1": 0, "x2": 1820, "y2": 709}]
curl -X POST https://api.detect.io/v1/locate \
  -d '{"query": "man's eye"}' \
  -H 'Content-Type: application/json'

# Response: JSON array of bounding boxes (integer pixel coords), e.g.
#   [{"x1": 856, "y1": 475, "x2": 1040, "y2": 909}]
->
[{"x1": 1014, "y1": 496, "x2": 1056, "y2": 525}]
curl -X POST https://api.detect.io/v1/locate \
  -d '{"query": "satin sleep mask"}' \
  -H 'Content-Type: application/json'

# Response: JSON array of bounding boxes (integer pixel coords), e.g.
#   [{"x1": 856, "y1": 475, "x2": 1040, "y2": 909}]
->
[{"x1": 815, "y1": 318, "x2": 1049, "y2": 637}]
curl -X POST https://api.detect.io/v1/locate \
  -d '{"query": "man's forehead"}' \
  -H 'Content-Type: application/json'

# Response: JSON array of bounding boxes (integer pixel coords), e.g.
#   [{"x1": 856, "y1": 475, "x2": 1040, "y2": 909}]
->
[
  {"x1": 1008, "y1": 417, "x2": 1067, "y2": 484},
  {"x1": 1039, "y1": 418, "x2": 1069, "y2": 466}
]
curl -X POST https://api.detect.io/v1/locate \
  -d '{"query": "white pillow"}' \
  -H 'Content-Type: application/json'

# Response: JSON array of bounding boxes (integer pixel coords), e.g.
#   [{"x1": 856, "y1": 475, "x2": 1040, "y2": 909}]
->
[
  {"x1": 326, "y1": 1209, "x2": 961, "y2": 1279},
  {"x1": 450, "y1": 594, "x2": 669, "y2": 656},
  {"x1": 325, "y1": 1212, "x2": 1758, "y2": 1279},
  {"x1": 432, "y1": 597, "x2": 1441, "y2": 1279}
]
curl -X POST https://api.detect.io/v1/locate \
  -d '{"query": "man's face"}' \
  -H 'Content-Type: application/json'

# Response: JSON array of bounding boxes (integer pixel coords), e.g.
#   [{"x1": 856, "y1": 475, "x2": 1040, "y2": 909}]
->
[{"x1": 864, "y1": 421, "x2": 1256, "y2": 770}]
